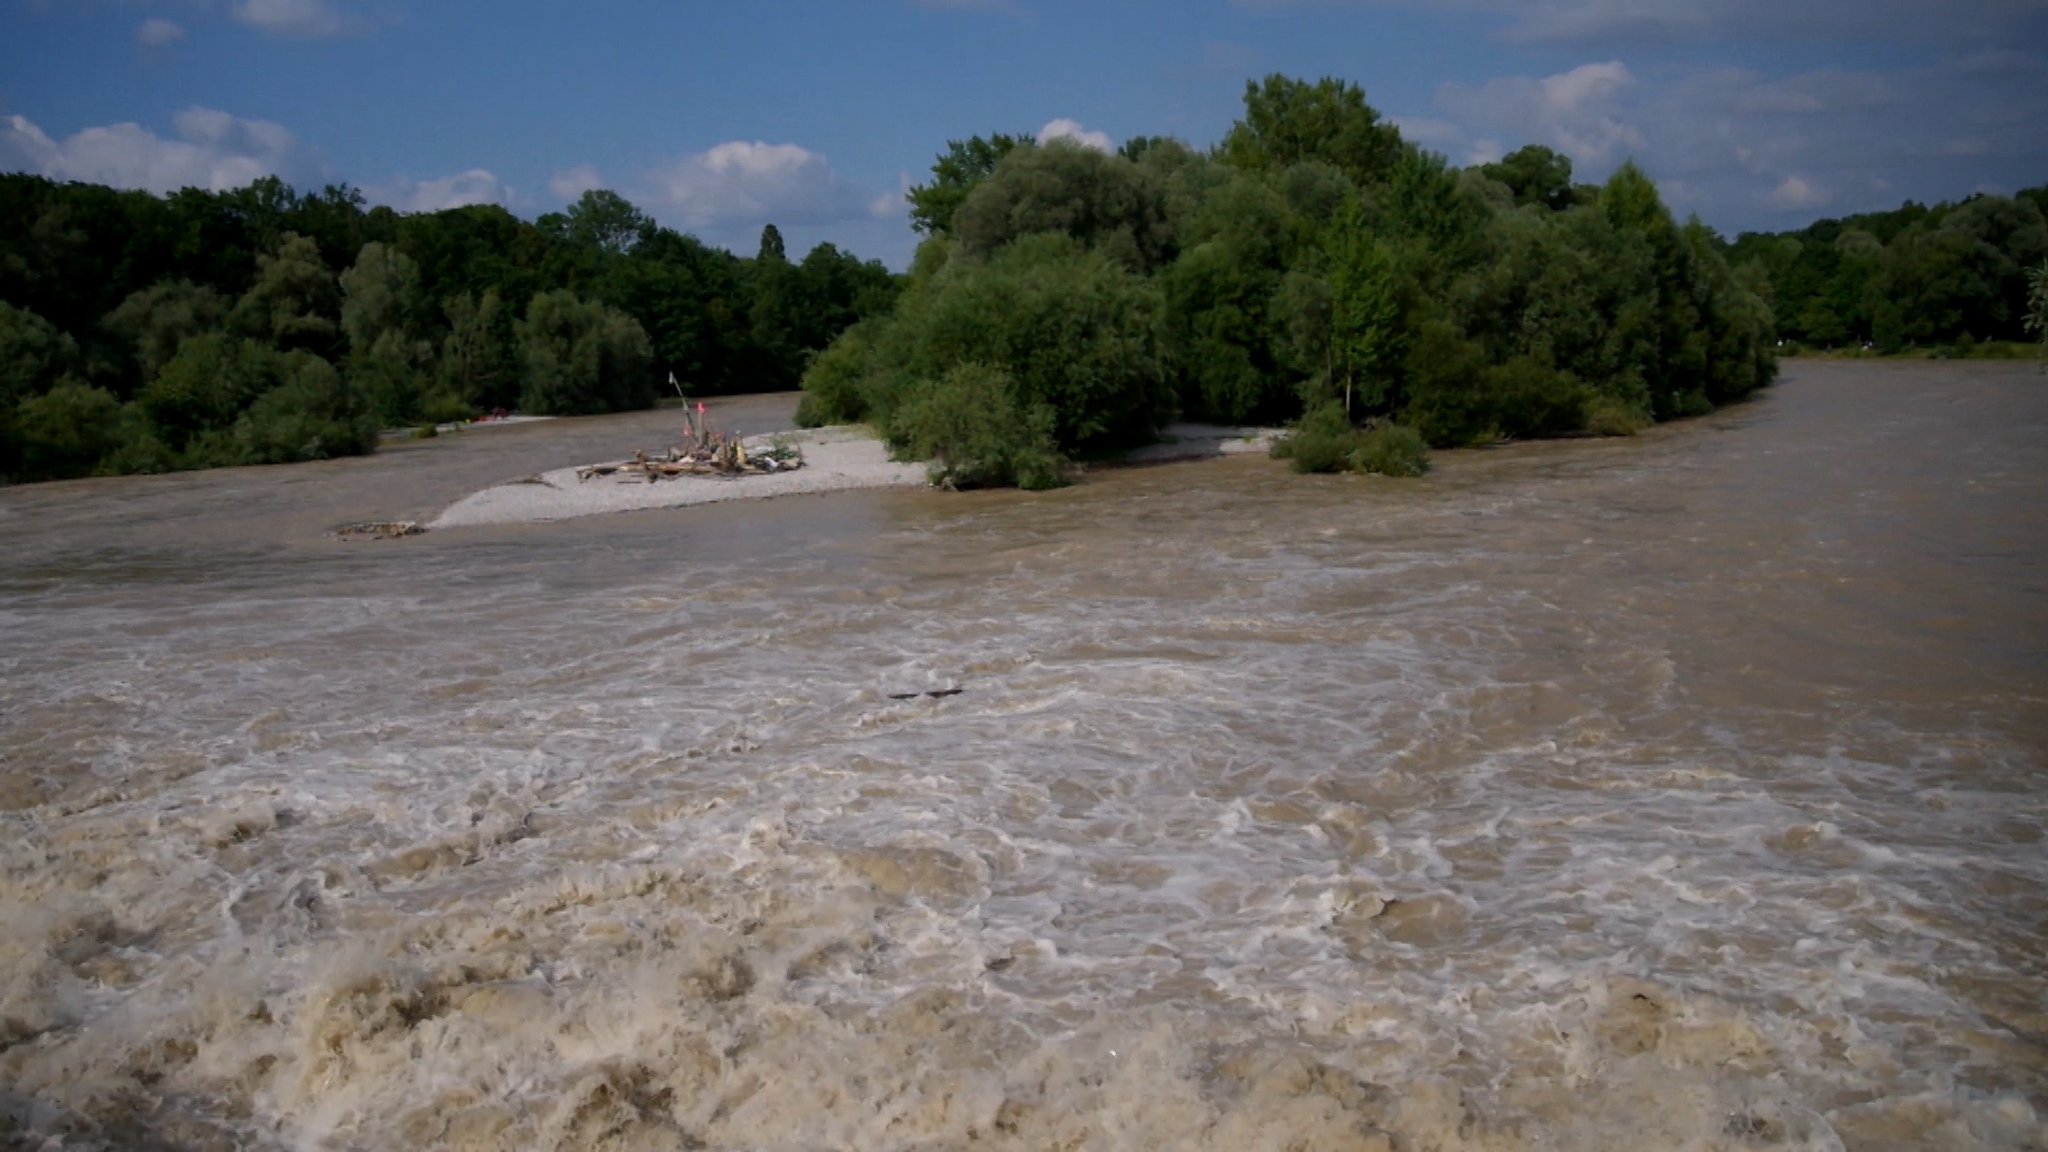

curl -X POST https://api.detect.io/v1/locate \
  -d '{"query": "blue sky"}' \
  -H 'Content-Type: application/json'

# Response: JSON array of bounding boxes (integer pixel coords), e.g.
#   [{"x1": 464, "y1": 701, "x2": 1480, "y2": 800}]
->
[{"x1": 4, "y1": 0, "x2": 2045, "y2": 268}]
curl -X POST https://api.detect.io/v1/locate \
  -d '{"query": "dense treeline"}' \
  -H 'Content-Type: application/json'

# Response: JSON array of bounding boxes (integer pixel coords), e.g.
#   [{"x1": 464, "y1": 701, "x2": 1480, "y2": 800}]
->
[
  {"x1": 797, "y1": 75, "x2": 1778, "y2": 487},
  {"x1": 1728, "y1": 186, "x2": 2048, "y2": 352},
  {"x1": 0, "y1": 176, "x2": 895, "y2": 481}
]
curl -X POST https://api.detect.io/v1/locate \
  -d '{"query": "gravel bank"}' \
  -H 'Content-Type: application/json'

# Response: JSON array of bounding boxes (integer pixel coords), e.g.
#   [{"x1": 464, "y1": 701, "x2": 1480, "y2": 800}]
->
[{"x1": 429, "y1": 426, "x2": 930, "y2": 528}]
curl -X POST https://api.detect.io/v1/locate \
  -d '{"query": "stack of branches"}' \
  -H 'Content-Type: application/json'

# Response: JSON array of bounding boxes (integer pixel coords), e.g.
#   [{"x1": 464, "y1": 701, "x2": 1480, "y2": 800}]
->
[{"x1": 577, "y1": 404, "x2": 804, "y2": 483}]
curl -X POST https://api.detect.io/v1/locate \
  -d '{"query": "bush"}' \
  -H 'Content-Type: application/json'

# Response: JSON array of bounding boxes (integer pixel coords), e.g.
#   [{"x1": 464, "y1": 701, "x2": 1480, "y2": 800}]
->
[
  {"x1": 1348, "y1": 421, "x2": 1429, "y2": 476},
  {"x1": 795, "y1": 320, "x2": 882, "y2": 427},
  {"x1": 1275, "y1": 402, "x2": 1428, "y2": 476},
  {"x1": 886, "y1": 234, "x2": 1170, "y2": 453},
  {"x1": 1274, "y1": 401, "x2": 1358, "y2": 473},
  {"x1": 233, "y1": 351, "x2": 378, "y2": 464},
  {"x1": 887, "y1": 363, "x2": 1066, "y2": 490},
  {"x1": 1584, "y1": 395, "x2": 1651, "y2": 436},
  {"x1": 15, "y1": 379, "x2": 122, "y2": 478}
]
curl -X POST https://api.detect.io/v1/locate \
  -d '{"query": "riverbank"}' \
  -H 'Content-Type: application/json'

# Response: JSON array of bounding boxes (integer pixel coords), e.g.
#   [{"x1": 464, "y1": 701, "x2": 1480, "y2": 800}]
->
[{"x1": 428, "y1": 422, "x2": 1282, "y2": 529}]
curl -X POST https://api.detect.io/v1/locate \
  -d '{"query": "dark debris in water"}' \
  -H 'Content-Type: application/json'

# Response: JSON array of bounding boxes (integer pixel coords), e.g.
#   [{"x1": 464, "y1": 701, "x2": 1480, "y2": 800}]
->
[
  {"x1": 888, "y1": 688, "x2": 965, "y2": 701},
  {"x1": 334, "y1": 521, "x2": 425, "y2": 541}
]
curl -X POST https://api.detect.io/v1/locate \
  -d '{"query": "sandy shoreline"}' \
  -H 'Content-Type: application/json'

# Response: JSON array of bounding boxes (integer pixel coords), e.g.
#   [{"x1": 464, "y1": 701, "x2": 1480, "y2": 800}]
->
[{"x1": 428, "y1": 423, "x2": 1279, "y2": 529}]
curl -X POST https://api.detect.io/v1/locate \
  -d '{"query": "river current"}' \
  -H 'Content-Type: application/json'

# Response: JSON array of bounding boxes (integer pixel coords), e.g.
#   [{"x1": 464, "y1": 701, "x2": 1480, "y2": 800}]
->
[{"x1": 1, "y1": 362, "x2": 2043, "y2": 1151}]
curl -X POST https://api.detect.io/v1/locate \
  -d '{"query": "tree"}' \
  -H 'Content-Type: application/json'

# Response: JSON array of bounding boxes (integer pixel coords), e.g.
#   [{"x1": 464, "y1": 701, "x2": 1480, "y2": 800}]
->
[
  {"x1": 439, "y1": 289, "x2": 519, "y2": 410},
  {"x1": 230, "y1": 232, "x2": 340, "y2": 355},
  {"x1": 1479, "y1": 146, "x2": 1576, "y2": 212},
  {"x1": 103, "y1": 282, "x2": 228, "y2": 387},
  {"x1": 907, "y1": 133, "x2": 1035, "y2": 235},
  {"x1": 951, "y1": 141, "x2": 1176, "y2": 272},
  {"x1": 1220, "y1": 75, "x2": 1405, "y2": 187},
  {"x1": 558, "y1": 189, "x2": 654, "y2": 256},
  {"x1": 1325, "y1": 202, "x2": 1401, "y2": 416},
  {"x1": 15, "y1": 379, "x2": 122, "y2": 478},
  {"x1": 2027, "y1": 261, "x2": 2047, "y2": 366},
  {"x1": 341, "y1": 242, "x2": 435, "y2": 423},
  {"x1": 516, "y1": 290, "x2": 654, "y2": 415}
]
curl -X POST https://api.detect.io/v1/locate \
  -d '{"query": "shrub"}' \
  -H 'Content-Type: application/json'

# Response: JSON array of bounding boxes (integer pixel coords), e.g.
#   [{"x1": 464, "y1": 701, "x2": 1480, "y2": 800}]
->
[
  {"x1": 233, "y1": 352, "x2": 378, "y2": 464},
  {"x1": 1348, "y1": 421, "x2": 1429, "y2": 476},
  {"x1": 15, "y1": 379, "x2": 122, "y2": 478},
  {"x1": 1274, "y1": 401, "x2": 1358, "y2": 473},
  {"x1": 795, "y1": 320, "x2": 882, "y2": 427},
  {"x1": 887, "y1": 362, "x2": 1066, "y2": 490},
  {"x1": 886, "y1": 234, "x2": 1170, "y2": 453},
  {"x1": 1584, "y1": 395, "x2": 1651, "y2": 436},
  {"x1": 1275, "y1": 402, "x2": 1428, "y2": 476}
]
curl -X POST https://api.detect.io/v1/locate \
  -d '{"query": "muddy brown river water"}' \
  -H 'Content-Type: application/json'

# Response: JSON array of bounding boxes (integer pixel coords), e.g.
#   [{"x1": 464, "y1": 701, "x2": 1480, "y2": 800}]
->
[{"x1": 1, "y1": 362, "x2": 2044, "y2": 1151}]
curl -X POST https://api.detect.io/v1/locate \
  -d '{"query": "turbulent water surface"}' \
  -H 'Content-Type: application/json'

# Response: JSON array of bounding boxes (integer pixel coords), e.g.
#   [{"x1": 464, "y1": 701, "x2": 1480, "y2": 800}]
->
[{"x1": 2, "y1": 363, "x2": 2044, "y2": 1151}]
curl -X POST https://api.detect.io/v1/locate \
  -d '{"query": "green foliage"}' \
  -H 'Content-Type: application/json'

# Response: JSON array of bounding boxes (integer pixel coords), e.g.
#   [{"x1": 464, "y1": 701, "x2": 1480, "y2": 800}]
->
[
  {"x1": 341, "y1": 242, "x2": 435, "y2": 424},
  {"x1": 952, "y1": 141, "x2": 1175, "y2": 272},
  {"x1": 138, "y1": 333, "x2": 275, "y2": 450},
  {"x1": 1480, "y1": 146, "x2": 1576, "y2": 212},
  {"x1": 552, "y1": 189, "x2": 654, "y2": 255},
  {"x1": 888, "y1": 363, "x2": 1066, "y2": 490},
  {"x1": 908, "y1": 133, "x2": 1036, "y2": 236},
  {"x1": 2025, "y1": 261, "x2": 2047, "y2": 366},
  {"x1": 438, "y1": 289, "x2": 518, "y2": 411},
  {"x1": 232, "y1": 351, "x2": 378, "y2": 464},
  {"x1": 102, "y1": 281, "x2": 228, "y2": 387},
  {"x1": 1273, "y1": 401, "x2": 1357, "y2": 473},
  {"x1": 515, "y1": 290, "x2": 655, "y2": 415},
  {"x1": 882, "y1": 234, "x2": 1169, "y2": 452},
  {"x1": 1220, "y1": 75, "x2": 1405, "y2": 187},
  {"x1": 15, "y1": 379, "x2": 121, "y2": 479},
  {"x1": 0, "y1": 172, "x2": 892, "y2": 482},
  {"x1": 1325, "y1": 201, "x2": 1402, "y2": 414},
  {"x1": 1350, "y1": 421, "x2": 1430, "y2": 476},
  {"x1": 794, "y1": 320, "x2": 883, "y2": 427},
  {"x1": 1273, "y1": 402, "x2": 1427, "y2": 476},
  {"x1": 230, "y1": 232, "x2": 340, "y2": 355},
  {"x1": 1585, "y1": 395, "x2": 1651, "y2": 437}
]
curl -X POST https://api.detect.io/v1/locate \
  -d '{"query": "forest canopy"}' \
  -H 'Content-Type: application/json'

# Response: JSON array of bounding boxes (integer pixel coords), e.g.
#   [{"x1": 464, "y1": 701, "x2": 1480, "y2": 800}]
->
[
  {"x1": 0, "y1": 178, "x2": 895, "y2": 481},
  {"x1": 800, "y1": 76, "x2": 1787, "y2": 487}
]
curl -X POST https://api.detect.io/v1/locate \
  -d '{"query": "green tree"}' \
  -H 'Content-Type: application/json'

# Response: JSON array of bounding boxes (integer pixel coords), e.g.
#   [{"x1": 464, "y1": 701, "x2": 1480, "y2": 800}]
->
[
  {"x1": 951, "y1": 141, "x2": 1176, "y2": 272},
  {"x1": 516, "y1": 290, "x2": 654, "y2": 415},
  {"x1": 1220, "y1": 75, "x2": 1405, "y2": 187},
  {"x1": 230, "y1": 232, "x2": 340, "y2": 355},
  {"x1": 103, "y1": 281, "x2": 228, "y2": 387},
  {"x1": 1325, "y1": 202, "x2": 1401, "y2": 416},
  {"x1": 438, "y1": 290, "x2": 520, "y2": 411},
  {"x1": 554, "y1": 189, "x2": 654, "y2": 256},
  {"x1": 15, "y1": 379, "x2": 122, "y2": 478},
  {"x1": 340, "y1": 242, "x2": 435, "y2": 423},
  {"x1": 1479, "y1": 146, "x2": 1576, "y2": 212},
  {"x1": 0, "y1": 301, "x2": 81, "y2": 477},
  {"x1": 2026, "y1": 261, "x2": 2047, "y2": 365},
  {"x1": 907, "y1": 133, "x2": 1035, "y2": 235}
]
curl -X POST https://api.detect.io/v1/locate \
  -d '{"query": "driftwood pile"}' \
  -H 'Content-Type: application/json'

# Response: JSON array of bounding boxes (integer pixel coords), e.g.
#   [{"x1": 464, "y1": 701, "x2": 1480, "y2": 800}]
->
[{"x1": 577, "y1": 405, "x2": 803, "y2": 484}]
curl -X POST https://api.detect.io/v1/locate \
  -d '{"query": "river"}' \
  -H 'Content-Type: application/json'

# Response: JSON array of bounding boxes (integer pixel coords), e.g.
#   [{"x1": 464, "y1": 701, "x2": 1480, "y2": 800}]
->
[{"x1": 1, "y1": 361, "x2": 2043, "y2": 1151}]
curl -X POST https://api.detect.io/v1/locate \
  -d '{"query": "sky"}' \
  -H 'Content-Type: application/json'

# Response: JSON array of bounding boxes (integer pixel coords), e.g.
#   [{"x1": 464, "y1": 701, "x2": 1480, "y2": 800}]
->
[{"x1": 3, "y1": 0, "x2": 2045, "y2": 269}]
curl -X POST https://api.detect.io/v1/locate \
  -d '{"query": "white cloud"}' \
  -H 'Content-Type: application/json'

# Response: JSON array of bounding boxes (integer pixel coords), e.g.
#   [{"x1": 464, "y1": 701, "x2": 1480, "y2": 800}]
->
[
  {"x1": 1438, "y1": 61, "x2": 1645, "y2": 168},
  {"x1": 1037, "y1": 118, "x2": 1114, "y2": 152},
  {"x1": 1766, "y1": 174, "x2": 1831, "y2": 210},
  {"x1": 548, "y1": 164, "x2": 605, "y2": 202},
  {"x1": 1231, "y1": 0, "x2": 2048, "y2": 46},
  {"x1": 636, "y1": 141, "x2": 888, "y2": 230},
  {"x1": 1401, "y1": 48, "x2": 2048, "y2": 230},
  {"x1": 231, "y1": 0, "x2": 353, "y2": 38},
  {"x1": 0, "y1": 107, "x2": 323, "y2": 194},
  {"x1": 367, "y1": 169, "x2": 507, "y2": 213},
  {"x1": 137, "y1": 18, "x2": 185, "y2": 47}
]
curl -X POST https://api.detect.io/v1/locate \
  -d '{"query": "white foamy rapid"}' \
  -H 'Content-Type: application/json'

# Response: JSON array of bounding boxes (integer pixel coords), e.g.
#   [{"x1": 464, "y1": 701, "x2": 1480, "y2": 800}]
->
[{"x1": 2, "y1": 365, "x2": 2044, "y2": 1150}]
